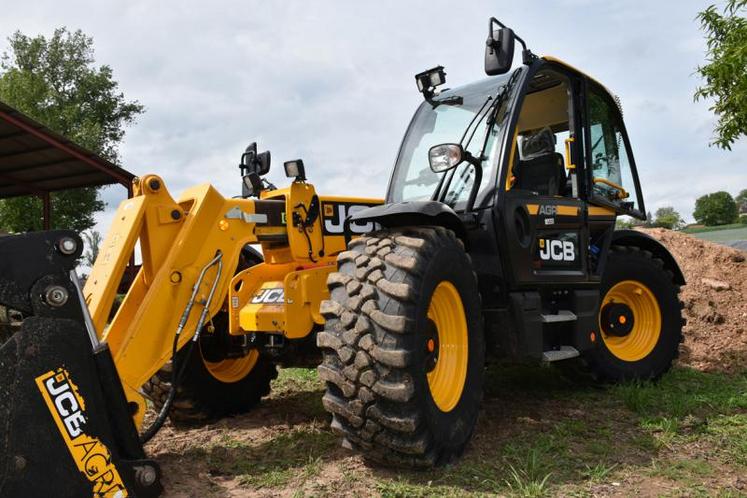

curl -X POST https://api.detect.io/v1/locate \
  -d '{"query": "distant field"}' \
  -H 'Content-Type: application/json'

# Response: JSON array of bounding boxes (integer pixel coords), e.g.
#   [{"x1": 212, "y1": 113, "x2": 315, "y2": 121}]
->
[
  {"x1": 688, "y1": 225, "x2": 747, "y2": 243},
  {"x1": 683, "y1": 223, "x2": 744, "y2": 234}
]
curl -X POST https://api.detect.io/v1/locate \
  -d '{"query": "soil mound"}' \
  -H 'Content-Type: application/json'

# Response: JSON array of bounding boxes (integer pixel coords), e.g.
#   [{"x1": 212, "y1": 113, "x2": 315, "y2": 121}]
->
[{"x1": 639, "y1": 228, "x2": 746, "y2": 373}]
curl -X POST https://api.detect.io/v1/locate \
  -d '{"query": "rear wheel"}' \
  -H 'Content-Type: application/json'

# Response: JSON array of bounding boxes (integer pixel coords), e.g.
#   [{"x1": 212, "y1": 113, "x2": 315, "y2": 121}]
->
[
  {"x1": 318, "y1": 227, "x2": 485, "y2": 467},
  {"x1": 142, "y1": 313, "x2": 277, "y2": 424},
  {"x1": 584, "y1": 245, "x2": 683, "y2": 381},
  {"x1": 142, "y1": 246, "x2": 277, "y2": 424}
]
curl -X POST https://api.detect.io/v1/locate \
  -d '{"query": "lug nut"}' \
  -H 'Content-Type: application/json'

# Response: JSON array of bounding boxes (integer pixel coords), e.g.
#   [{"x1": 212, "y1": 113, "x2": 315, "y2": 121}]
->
[
  {"x1": 44, "y1": 286, "x2": 69, "y2": 307},
  {"x1": 57, "y1": 237, "x2": 77, "y2": 255},
  {"x1": 135, "y1": 465, "x2": 158, "y2": 487}
]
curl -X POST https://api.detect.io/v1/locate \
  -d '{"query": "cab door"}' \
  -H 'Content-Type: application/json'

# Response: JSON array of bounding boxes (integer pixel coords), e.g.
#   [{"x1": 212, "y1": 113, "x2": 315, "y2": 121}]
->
[
  {"x1": 498, "y1": 64, "x2": 589, "y2": 288},
  {"x1": 583, "y1": 80, "x2": 647, "y2": 281}
]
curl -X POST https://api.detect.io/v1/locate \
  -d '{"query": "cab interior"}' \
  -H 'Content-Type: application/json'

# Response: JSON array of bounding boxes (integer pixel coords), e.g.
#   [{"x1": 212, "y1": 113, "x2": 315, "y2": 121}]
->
[{"x1": 507, "y1": 69, "x2": 573, "y2": 197}]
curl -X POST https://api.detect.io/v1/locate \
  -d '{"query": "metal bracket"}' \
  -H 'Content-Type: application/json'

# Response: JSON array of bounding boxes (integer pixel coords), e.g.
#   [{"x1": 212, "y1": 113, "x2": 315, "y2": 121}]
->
[{"x1": 225, "y1": 206, "x2": 268, "y2": 224}]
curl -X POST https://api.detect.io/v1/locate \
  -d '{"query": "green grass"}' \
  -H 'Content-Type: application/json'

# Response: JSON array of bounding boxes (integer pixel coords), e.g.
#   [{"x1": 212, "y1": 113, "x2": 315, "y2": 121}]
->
[
  {"x1": 169, "y1": 364, "x2": 746, "y2": 496},
  {"x1": 683, "y1": 222, "x2": 745, "y2": 234}
]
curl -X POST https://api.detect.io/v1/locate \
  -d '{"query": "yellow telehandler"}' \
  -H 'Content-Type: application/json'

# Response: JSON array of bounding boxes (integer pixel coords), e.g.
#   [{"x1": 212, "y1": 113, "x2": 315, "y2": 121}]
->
[{"x1": 0, "y1": 144, "x2": 380, "y2": 497}]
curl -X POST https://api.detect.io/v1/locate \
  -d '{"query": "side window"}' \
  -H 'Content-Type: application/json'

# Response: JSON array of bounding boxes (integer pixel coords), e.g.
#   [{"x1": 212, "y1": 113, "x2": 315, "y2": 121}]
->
[{"x1": 587, "y1": 88, "x2": 641, "y2": 213}]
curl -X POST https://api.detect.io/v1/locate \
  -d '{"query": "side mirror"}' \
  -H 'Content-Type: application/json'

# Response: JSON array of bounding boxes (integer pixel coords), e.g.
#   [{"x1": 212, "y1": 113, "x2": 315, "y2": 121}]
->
[
  {"x1": 429, "y1": 143, "x2": 465, "y2": 173},
  {"x1": 240, "y1": 143, "x2": 271, "y2": 176},
  {"x1": 485, "y1": 24, "x2": 515, "y2": 76}
]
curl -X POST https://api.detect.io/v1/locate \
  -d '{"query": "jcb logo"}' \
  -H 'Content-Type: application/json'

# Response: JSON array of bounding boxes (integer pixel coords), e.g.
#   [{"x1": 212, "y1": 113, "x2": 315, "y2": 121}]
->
[
  {"x1": 539, "y1": 239, "x2": 575, "y2": 262},
  {"x1": 322, "y1": 202, "x2": 376, "y2": 235},
  {"x1": 36, "y1": 368, "x2": 128, "y2": 497},
  {"x1": 252, "y1": 287, "x2": 285, "y2": 304}
]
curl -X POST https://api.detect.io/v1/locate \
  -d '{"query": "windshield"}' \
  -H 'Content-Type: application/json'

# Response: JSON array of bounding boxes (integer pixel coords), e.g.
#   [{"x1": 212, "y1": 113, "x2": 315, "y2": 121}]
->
[{"x1": 388, "y1": 71, "x2": 518, "y2": 209}]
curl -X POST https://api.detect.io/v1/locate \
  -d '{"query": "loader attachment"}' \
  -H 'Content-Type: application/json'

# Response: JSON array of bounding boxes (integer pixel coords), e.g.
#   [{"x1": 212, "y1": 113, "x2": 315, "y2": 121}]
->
[{"x1": 0, "y1": 231, "x2": 162, "y2": 498}]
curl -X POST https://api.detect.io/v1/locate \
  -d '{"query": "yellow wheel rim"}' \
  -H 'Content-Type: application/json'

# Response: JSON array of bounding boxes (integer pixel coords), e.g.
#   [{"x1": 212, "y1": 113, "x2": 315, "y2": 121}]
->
[
  {"x1": 599, "y1": 280, "x2": 661, "y2": 362},
  {"x1": 426, "y1": 281, "x2": 468, "y2": 413},
  {"x1": 202, "y1": 348, "x2": 259, "y2": 383}
]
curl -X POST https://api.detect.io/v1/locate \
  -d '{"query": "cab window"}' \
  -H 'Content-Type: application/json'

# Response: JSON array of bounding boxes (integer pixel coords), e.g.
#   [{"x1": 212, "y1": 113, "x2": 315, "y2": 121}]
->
[{"x1": 587, "y1": 86, "x2": 642, "y2": 214}]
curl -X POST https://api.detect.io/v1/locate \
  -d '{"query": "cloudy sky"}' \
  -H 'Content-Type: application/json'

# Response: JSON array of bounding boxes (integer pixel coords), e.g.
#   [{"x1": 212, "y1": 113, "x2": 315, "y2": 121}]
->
[{"x1": 2, "y1": 0, "x2": 745, "y2": 231}]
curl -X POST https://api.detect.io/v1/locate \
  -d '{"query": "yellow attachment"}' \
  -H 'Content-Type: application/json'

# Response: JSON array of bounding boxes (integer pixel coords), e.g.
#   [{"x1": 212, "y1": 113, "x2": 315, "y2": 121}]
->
[
  {"x1": 593, "y1": 177, "x2": 629, "y2": 199},
  {"x1": 233, "y1": 264, "x2": 333, "y2": 338},
  {"x1": 426, "y1": 281, "x2": 469, "y2": 413},
  {"x1": 201, "y1": 348, "x2": 259, "y2": 383},
  {"x1": 600, "y1": 280, "x2": 662, "y2": 362},
  {"x1": 564, "y1": 137, "x2": 575, "y2": 170}
]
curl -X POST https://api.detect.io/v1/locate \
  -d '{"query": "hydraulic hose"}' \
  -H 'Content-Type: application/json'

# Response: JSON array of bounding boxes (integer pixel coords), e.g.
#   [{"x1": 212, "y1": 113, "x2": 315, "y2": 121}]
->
[{"x1": 140, "y1": 251, "x2": 223, "y2": 444}]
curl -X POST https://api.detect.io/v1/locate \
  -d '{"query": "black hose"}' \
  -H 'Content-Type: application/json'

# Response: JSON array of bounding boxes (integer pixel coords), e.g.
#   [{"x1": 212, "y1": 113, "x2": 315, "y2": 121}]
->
[{"x1": 139, "y1": 326, "x2": 195, "y2": 444}]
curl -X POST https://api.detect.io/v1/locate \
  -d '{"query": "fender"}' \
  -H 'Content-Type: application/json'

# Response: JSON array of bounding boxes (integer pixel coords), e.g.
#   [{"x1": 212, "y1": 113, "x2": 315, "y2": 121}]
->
[
  {"x1": 611, "y1": 230, "x2": 686, "y2": 285},
  {"x1": 347, "y1": 201, "x2": 467, "y2": 242}
]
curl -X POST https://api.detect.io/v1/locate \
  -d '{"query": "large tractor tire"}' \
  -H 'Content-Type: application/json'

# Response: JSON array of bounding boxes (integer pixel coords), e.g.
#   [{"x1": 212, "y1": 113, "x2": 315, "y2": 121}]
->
[
  {"x1": 142, "y1": 246, "x2": 277, "y2": 424},
  {"x1": 142, "y1": 314, "x2": 278, "y2": 424},
  {"x1": 584, "y1": 245, "x2": 684, "y2": 381},
  {"x1": 317, "y1": 227, "x2": 485, "y2": 467}
]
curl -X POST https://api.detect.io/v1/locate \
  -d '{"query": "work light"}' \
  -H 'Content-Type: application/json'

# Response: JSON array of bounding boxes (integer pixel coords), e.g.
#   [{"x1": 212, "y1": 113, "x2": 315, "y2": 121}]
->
[
  {"x1": 415, "y1": 66, "x2": 446, "y2": 98},
  {"x1": 284, "y1": 159, "x2": 306, "y2": 181}
]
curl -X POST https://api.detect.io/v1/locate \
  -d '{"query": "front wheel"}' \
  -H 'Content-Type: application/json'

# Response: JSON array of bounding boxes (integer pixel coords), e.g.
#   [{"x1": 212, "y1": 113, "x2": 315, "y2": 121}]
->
[
  {"x1": 318, "y1": 227, "x2": 485, "y2": 467},
  {"x1": 583, "y1": 245, "x2": 684, "y2": 381}
]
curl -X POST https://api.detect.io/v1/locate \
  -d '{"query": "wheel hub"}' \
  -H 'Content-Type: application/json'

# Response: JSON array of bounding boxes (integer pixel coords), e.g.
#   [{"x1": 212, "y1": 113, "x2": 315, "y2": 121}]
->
[{"x1": 600, "y1": 302, "x2": 635, "y2": 337}]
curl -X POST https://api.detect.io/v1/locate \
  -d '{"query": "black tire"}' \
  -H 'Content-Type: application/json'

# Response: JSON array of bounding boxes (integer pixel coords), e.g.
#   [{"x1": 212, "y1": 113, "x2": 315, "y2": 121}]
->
[
  {"x1": 317, "y1": 227, "x2": 485, "y2": 467},
  {"x1": 142, "y1": 245, "x2": 277, "y2": 424},
  {"x1": 583, "y1": 245, "x2": 684, "y2": 382},
  {"x1": 142, "y1": 332, "x2": 277, "y2": 424}
]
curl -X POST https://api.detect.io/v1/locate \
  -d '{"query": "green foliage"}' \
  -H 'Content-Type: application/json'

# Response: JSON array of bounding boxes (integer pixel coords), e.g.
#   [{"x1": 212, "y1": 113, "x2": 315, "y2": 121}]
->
[
  {"x1": 695, "y1": 1, "x2": 747, "y2": 149},
  {"x1": 736, "y1": 188, "x2": 747, "y2": 211},
  {"x1": 0, "y1": 28, "x2": 143, "y2": 232},
  {"x1": 653, "y1": 206, "x2": 684, "y2": 230},
  {"x1": 82, "y1": 230, "x2": 102, "y2": 267},
  {"x1": 693, "y1": 191, "x2": 739, "y2": 226}
]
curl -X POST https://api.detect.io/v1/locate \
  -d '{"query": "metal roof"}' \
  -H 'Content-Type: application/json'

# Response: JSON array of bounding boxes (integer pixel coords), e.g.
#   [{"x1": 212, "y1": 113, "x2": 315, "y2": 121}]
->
[{"x1": 0, "y1": 100, "x2": 134, "y2": 199}]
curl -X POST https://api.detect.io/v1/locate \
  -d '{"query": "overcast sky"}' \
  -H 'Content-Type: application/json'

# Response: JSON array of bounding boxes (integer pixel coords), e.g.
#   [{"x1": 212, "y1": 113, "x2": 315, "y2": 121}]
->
[{"x1": 2, "y1": 0, "x2": 745, "y2": 231}]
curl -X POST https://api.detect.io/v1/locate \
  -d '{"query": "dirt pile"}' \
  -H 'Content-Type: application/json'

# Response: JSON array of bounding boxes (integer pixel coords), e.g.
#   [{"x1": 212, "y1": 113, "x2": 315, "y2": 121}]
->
[{"x1": 639, "y1": 228, "x2": 747, "y2": 372}]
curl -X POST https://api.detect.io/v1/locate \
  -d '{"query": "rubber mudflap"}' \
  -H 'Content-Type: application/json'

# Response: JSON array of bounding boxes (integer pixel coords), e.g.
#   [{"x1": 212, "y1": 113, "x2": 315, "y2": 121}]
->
[{"x1": 0, "y1": 316, "x2": 161, "y2": 498}]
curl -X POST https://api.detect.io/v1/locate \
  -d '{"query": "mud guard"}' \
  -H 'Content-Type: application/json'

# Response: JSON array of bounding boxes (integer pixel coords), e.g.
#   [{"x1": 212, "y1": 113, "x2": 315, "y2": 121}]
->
[{"x1": 0, "y1": 231, "x2": 162, "y2": 498}]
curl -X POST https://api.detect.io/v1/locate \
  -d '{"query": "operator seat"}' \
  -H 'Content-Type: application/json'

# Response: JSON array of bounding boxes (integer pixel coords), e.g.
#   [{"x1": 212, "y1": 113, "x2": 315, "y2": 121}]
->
[{"x1": 515, "y1": 128, "x2": 567, "y2": 196}]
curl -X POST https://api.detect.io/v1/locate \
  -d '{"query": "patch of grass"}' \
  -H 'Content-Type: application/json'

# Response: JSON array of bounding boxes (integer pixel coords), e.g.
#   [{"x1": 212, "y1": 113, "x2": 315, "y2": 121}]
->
[
  {"x1": 704, "y1": 414, "x2": 747, "y2": 465},
  {"x1": 272, "y1": 367, "x2": 323, "y2": 394},
  {"x1": 504, "y1": 450, "x2": 552, "y2": 498},
  {"x1": 611, "y1": 368, "x2": 747, "y2": 418},
  {"x1": 582, "y1": 462, "x2": 618, "y2": 483},
  {"x1": 682, "y1": 223, "x2": 744, "y2": 233},
  {"x1": 648, "y1": 458, "x2": 714, "y2": 481},
  {"x1": 205, "y1": 424, "x2": 338, "y2": 489}
]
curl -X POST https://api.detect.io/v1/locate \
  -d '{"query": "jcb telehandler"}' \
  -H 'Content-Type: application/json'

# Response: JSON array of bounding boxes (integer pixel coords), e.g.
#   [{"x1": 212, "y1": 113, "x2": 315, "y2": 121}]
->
[{"x1": 0, "y1": 17, "x2": 684, "y2": 497}]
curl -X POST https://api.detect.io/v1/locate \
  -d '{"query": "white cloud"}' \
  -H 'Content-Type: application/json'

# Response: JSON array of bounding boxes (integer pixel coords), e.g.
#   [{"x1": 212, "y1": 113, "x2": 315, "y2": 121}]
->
[{"x1": 0, "y1": 0, "x2": 744, "y2": 230}]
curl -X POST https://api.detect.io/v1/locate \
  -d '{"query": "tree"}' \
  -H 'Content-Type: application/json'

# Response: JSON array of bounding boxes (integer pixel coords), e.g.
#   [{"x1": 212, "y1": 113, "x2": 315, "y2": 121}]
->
[
  {"x1": 654, "y1": 207, "x2": 684, "y2": 230},
  {"x1": 736, "y1": 188, "x2": 747, "y2": 212},
  {"x1": 82, "y1": 230, "x2": 102, "y2": 267},
  {"x1": 693, "y1": 191, "x2": 739, "y2": 226},
  {"x1": 0, "y1": 28, "x2": 143, "y2": 232},
  {"x1": 695, "y1": 1, "x2": 747, "y2": 149}
]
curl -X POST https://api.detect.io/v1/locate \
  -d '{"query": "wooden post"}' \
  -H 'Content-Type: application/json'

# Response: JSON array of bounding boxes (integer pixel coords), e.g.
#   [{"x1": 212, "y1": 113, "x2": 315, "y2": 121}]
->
[{"x1": 41, "y1": 192, "x2": 51, "y2": 230}]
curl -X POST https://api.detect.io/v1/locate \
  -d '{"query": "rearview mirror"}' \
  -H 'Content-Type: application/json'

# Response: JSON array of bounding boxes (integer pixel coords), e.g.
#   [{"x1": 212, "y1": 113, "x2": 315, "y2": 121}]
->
[
  {"x1": 485, "y1": 24, "x2": 515, "y2": 76},
  {"x1": 241, "y1": 143, "x2": 271, "y2": 176},
  {"x1": 429, "y1": 143, "x2": 465, "y2": 173}
]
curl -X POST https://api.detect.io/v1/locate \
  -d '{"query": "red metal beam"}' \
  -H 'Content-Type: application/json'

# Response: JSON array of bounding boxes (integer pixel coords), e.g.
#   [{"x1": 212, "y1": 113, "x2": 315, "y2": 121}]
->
[{"x1": 0, "y1": 109, "x2": 131, "y2": 186}]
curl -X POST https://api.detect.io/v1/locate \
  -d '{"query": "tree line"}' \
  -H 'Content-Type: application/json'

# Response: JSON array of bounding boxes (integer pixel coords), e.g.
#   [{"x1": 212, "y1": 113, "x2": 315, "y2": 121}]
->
[{"x1": 618, "y1": 189, "x2": 747, "y2": 230}]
